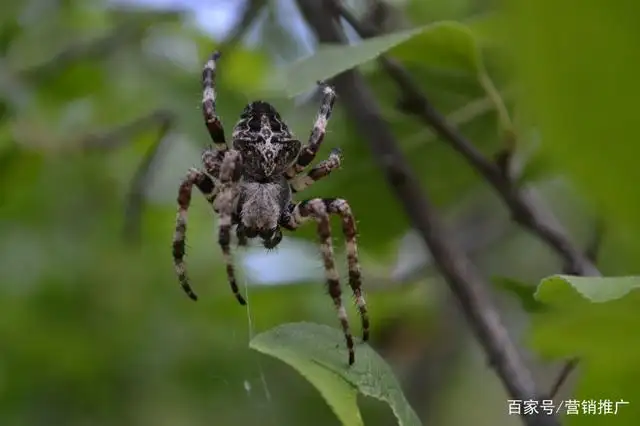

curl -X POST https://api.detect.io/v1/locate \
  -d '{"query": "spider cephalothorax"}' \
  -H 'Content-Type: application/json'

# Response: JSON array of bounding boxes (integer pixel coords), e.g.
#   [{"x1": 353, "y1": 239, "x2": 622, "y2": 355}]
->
[{"x1": 172, "y1": 51, "x2": 369, "y2": 365}]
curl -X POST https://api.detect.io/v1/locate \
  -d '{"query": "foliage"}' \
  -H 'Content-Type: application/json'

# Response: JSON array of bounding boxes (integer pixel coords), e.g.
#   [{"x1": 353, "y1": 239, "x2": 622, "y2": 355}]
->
[{"x1": 2, "y1": 1, "x2": 505, "y2": 425}]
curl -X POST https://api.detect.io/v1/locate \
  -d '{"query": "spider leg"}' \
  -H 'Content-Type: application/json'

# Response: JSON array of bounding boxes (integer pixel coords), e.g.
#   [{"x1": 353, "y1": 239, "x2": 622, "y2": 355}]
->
[
  {"x1": 282, "y1": 198, "x2": 368, "y2": 365},
  {"x1": 202, "y1": 51, "x2": 228, "y2": 152},
  {"x1": 173, "y1": 168, "x2": 217, "y2": 301},
  {"x1": 216, "y1": 149, "x2": 246, "y2": 305},
  {"x1": 290, "y1": 148, "x2": 342, "y2": 193},
  {"x1": 285, "y1": 82, "x2": 337, "y2": 179}
]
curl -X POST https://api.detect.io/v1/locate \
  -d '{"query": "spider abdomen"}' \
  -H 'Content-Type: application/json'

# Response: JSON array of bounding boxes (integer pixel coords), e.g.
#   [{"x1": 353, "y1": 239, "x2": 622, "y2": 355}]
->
[{"x1": 239, "y1": 179, "x2": 291, "y2": 231}]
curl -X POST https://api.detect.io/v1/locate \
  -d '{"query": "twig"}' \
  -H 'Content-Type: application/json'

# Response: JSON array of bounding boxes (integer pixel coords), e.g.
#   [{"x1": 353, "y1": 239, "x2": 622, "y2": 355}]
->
[
  {"x1": 332, "y1": 0, "x2": 601, "y2": 278},
  {"x1": 296, "y1": 2, "x2": 558, "y2": 425}
]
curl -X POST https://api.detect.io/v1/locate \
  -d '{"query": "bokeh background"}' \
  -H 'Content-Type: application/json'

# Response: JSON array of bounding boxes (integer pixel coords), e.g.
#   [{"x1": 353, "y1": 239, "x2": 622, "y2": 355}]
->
[{"x1": 2, "y1": 0, "x2": 637, "y2": 425}]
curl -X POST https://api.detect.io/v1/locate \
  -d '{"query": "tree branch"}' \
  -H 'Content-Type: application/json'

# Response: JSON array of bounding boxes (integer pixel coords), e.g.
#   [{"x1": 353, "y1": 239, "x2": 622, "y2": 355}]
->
[{"x1": 296, "y1": 1, "x2": 559, "y2": 425}]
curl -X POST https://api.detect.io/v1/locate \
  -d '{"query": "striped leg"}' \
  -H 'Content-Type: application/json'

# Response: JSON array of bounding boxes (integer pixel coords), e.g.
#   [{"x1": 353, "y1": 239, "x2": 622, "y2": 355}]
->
[
  {"x1": 290, "y1": 148, "x2": 342, "y2": 193},
  {"x1": 173, "y1": 168, "x2": 217, "y2": 301},
  {"x1": 216, "y1": 149, "x2": 246, "y2": 305},
  {"x1": 202, "y1": 51, "x2": 228, "y2": 152},
  {"x1": 323, "y1": 198, "x2": 369, "y2": 342},
  {"x1": 283, "y1": 198, "x2": 368, "y2": 365},
  {"x1": 285, "y1": 83, "x2": 337, "y2": 180}
]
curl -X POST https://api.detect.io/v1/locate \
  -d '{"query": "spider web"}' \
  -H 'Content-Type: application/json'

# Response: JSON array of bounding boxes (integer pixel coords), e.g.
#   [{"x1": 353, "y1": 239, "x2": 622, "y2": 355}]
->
[{"x1": 242, "y1": 274, "x2": 272, "y2": 403}]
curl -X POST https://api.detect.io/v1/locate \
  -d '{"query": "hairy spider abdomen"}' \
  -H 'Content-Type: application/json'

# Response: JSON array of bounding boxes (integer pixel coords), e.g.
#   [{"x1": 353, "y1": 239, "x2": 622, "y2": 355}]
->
[{"x1": 238, "y1": 176, "x2": 291, "y2": 232}]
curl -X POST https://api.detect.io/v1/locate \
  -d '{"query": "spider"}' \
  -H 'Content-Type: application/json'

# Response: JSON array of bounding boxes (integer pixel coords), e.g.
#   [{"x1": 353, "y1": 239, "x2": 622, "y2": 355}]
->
[{"x1": 172, "y1": 51, "x2": 369, "y2": 365}]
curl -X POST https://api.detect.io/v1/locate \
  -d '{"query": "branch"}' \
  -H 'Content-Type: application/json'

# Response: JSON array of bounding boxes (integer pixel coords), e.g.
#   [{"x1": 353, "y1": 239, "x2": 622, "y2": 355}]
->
[
  {"x1": 296, "y1": 1, "x2": 559, "y2": 425},
  {"x1": 332, "y1": 0, "x2": 601, "y2": 278}
]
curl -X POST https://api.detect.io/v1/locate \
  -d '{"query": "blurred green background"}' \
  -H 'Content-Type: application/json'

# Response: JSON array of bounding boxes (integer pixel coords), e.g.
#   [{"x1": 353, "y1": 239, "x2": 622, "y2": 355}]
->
[{"x1": 2, "y1": 0, "x2": 639, "y2": 425}]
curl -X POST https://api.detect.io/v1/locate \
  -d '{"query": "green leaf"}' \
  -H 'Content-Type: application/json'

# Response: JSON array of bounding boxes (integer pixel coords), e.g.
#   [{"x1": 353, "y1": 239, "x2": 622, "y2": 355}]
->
[
  {"x1": 249, "y1": 322, "x2": 421, "y2": 426},
  {"x1": 505, "y1": 1, "x2": 640, "y2": 243},
  {"x1": 536, "y1": 275, "x2": 640, "y2": 303},
  {"x1": 493, "y1": 276, "x2": 548, "y2": 313},
  {"x1": 529, "y1": 275, "x2": 640, "y2": 425},
  {"x1": 266, "y1": 22, "x2": 483, "y2": 97}
]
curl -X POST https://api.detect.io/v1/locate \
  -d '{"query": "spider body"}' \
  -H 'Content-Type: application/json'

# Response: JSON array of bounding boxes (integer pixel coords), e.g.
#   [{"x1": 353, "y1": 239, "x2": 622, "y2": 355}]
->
[
  {"x1": 229, "y1": 101, "x2": 298, "y2": 245},
  {"x1": 172, "y1": 51, "x2": 369, "y2": 365}
]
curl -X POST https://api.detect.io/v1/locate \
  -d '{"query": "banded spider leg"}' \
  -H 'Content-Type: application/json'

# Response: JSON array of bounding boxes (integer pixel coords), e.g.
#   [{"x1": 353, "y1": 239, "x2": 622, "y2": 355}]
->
[{"x1": 282, "y1": 198, "x2": 369, "y2": 365}]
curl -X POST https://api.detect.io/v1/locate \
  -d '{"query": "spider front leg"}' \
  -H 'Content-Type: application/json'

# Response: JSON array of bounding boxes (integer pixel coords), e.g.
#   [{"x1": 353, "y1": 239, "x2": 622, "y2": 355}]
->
[
  {"x1": 202, "y1": 51, "x2": 228, "y2": 152},
  {"x1": 290, "y1": 148, "x2": 342, "y2": 193},
  {"x1": 173, "y1": 168, "x2": 217, "y2": 301},
  {"x1": 216, "y1": 149, "x2": 246, "y2": 305},
  {"x1": 282, "y1": 198, "x2": 369, "y2": 366},
  {"x1": 285, "y1": 83, "x2": 337, "y2": 180}
]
